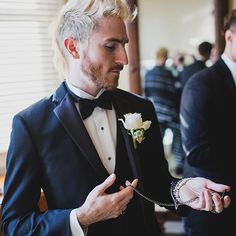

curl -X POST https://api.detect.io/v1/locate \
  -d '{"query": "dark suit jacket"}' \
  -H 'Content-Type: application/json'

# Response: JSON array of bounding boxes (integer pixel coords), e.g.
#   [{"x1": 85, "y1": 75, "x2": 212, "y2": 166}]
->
[
  {"x1": 180, "y1": 58, "x2": 236, "y2": 234},
  {"x1": 1, "y1": 83, "x2": 184, "y2": 235},
  {"x1": 181, "y1": 60, "x2": 206, "y2": 88}
]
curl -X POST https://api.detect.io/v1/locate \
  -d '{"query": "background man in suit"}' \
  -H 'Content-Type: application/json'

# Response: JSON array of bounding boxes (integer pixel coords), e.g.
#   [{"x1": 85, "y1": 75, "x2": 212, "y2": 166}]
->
[
  {"x1": 181, "y1": 41, "x2": 213, "y2": 88},
  {"x1": 1, "y1": 1, "x2": 231, "y2": 235},
  {"x1": 180, "y1": 9, "x2": 236, "y2": 236},
  {"x1": 144, "y1": 47, "x2": 185, "y2": 176}
]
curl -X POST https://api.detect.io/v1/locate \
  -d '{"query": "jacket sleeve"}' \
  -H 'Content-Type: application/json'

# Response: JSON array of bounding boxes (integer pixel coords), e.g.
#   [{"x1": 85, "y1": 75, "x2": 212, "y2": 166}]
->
[
  {"x1": 180, "y1": 75, "x2": 221, "y2": 172},
  {"x1": 1, "y1": 115, "x2": 72, "y2": 236}
]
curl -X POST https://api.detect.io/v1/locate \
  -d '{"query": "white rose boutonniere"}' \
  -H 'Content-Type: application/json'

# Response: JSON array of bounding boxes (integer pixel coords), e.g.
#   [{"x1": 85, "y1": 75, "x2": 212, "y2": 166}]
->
[{"x1": 119, "y1": 113, "x2": 152, "y2": 148}]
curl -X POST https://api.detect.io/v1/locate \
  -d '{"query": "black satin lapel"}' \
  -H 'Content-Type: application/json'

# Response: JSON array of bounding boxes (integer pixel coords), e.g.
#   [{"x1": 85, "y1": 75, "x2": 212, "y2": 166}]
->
[
  {"x1": 53, "y1": 94, "x2": 109, "y2": 180},
  {"x1": 112, "y1": 93, "x2": 144, "y2": 190}
]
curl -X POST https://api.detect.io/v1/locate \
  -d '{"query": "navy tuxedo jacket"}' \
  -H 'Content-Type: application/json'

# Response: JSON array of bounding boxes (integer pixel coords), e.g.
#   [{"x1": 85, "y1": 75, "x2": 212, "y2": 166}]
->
[
  {"x1": 1, "y1": 83, "x2": 182, "y2": 235},
  {"x1": 181, "y1": 58, "x2": 236, "y2": 203}
]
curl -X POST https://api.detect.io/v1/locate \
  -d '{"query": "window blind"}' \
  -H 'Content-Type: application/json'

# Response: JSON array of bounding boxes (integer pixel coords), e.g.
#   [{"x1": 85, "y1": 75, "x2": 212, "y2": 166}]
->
[{"x1": 0, "y1": 0, "x2": 64, "y2": 152}]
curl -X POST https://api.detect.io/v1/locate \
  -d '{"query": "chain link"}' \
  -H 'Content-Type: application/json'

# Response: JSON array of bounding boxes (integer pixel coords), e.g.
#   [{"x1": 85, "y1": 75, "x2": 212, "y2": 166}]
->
[{"x1": 130, "y1": 185, "x2": 198, "y2": 207}]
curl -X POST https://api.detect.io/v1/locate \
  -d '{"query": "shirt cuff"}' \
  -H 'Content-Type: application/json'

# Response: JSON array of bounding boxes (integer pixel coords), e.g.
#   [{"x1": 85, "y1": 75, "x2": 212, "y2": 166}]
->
[{"x1": 70, "y1": 209, "x2": 88, "y2": 236}]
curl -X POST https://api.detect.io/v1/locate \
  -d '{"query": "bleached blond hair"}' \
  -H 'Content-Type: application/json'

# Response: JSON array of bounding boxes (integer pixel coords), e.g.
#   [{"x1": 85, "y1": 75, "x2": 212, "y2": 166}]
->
[{"x1": 50, "y1": 0, "x2": 136, "y2": 79}]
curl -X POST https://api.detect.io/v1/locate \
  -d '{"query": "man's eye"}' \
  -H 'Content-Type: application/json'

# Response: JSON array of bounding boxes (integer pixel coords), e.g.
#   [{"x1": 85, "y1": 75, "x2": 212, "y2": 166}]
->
[{"x1": 105, "y1": 45, "x2": 116, "y2": 50}]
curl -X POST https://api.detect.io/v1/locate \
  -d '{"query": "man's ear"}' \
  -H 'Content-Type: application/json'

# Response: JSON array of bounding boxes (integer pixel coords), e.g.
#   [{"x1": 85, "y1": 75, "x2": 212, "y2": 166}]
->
[
  {"x1": 225, "y1": 30, "x2": 233, "y2": 44},
  {"x1": 64, "y1": 38, "x2": 80, "y2": 59}
]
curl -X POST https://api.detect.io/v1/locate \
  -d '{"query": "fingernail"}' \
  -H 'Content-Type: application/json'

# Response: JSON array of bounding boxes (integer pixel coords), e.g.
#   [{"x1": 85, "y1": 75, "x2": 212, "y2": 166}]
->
[{"x1": 125, "y1": 180, "x2": 131, "y2": 186}]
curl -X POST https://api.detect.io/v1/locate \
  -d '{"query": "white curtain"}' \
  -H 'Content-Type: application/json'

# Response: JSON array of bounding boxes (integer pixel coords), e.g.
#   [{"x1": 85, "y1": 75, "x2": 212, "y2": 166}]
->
[{"x1": 0, "y1": 0, "x2": 64, "y2": 153}]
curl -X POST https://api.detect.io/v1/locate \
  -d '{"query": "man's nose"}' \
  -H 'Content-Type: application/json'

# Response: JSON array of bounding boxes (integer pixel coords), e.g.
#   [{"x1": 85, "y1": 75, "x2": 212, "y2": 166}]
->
[{"x1": 116, "y1": 47, "x2": 128, "y2": 65}]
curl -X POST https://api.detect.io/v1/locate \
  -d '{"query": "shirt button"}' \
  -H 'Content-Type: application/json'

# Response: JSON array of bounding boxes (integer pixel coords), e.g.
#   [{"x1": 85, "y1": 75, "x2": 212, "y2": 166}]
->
[
  {"x1": 108, "y1": 157, "x2": 111, "y2": 161},
  {"x1": 101, "y1": 127, "x2": 104, "y2": 130}
]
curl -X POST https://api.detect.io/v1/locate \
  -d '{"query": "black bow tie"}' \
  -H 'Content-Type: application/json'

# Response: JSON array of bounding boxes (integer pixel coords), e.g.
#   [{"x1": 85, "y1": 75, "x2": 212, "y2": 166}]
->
[{"x1": 77, "y1": 91, "x2": 112, "y2": 120}]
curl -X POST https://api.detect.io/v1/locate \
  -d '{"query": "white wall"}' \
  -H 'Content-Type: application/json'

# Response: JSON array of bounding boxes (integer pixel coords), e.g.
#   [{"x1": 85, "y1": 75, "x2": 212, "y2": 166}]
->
[
  {"x1": 233, "y1": 0, "x2": 236, "y2": 8},
  {"x1": 138, "y1": 0, "x2": 214, "y2": 64},
  {"x1": 118, "y1": 65, "x2": 130, "y2": 91}
]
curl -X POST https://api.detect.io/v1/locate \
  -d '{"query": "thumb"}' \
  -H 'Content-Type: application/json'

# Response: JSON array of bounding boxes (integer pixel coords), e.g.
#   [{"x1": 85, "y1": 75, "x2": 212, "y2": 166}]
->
[
  {"x1": 206, "y1": 180, "x2": 231, "y2": 193},
  {"x1": 96, "y1": 173, "x2": 116, "y2": 195}
]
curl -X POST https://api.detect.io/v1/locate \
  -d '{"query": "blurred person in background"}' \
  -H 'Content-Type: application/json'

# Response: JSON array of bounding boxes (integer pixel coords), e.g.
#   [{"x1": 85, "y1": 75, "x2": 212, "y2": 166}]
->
[
  {"x1": 145, "y1": 48, "x2": 185, "y2": 175},
  {"x1": 181, "y1": 41, "x2": 213, "y2": 88},
  {"x1": 171, "y1": 51, "x2": 185, "y2": 83}
]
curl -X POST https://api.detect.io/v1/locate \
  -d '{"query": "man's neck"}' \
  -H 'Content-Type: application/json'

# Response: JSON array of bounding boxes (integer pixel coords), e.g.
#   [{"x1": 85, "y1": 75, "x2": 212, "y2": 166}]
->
[
  {"x1": 66, "y1": 75, "x2": 101, "y2": 97},
  {"x1": 66, "y1": 79, "x2": 104, "y2": 99}
]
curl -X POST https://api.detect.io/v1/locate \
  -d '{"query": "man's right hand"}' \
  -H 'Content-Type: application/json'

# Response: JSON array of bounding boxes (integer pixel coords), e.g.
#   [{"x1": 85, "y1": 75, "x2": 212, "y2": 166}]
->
[{"x1": 76, "y1": 174, "x2": 138, "y2": 227}]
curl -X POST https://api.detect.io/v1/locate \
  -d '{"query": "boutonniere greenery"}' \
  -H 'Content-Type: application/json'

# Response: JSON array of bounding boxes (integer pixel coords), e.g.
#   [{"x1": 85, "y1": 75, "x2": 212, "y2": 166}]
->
[{"x1": 119, "y1": 113, "x2": 152, "y2": 148}]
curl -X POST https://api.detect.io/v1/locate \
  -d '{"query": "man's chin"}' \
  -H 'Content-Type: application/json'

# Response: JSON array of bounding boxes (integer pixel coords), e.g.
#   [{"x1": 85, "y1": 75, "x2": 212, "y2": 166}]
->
[
  {"x1": 105, "y1": 81, "x2": 119, "y2": 91},
  {"x1": 105, "y1": 84, "x2": 118, "y2": 91}
]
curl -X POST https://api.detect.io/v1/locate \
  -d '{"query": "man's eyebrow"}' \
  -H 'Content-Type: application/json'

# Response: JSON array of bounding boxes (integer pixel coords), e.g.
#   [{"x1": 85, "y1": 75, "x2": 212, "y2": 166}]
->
[{"x1": 104, "y1": 38, "x2": 129, "y2": 44}]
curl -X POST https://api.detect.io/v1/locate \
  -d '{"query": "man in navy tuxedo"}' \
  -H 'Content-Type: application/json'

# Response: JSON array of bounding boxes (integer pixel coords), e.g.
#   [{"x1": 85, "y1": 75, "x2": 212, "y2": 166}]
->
[
  {"x1": 1, "y1": 1, "x2": 231, "y2": 235},
  {"x1": 180, "y1": 9, "x2": 236, "y2": 236}
]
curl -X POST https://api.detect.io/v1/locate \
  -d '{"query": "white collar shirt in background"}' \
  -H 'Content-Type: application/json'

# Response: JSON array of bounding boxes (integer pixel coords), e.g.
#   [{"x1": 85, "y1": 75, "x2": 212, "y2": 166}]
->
[{"x1": 221, "y1": 53, "x2": 236, "y2": 85}]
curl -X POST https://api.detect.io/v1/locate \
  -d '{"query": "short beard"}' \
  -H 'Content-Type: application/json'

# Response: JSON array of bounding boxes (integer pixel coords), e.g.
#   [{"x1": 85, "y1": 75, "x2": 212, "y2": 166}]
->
[{"x1": 81, "y1": 53, "x2": 119, "y2": 91}]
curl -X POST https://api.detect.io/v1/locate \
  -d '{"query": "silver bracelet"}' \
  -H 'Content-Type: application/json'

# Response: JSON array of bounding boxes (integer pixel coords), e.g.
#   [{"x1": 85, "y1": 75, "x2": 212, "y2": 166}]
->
[{"x1": 171, "y1": 178, "x2": 198, "y2": 209}]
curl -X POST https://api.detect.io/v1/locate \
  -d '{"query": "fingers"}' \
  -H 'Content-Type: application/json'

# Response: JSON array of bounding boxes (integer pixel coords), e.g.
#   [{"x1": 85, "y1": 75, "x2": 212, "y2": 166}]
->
[
  {"x1": 108, "y1": 186, "x2": 133, "y2": 218},
  {"x1": 118, "y1": 190, "x2": 132, "y2": 206},
  {"x1": 223, "y1": 195, "x2": 231, "y2": 208},
  {"x1": 197, "y1": 190, "x2": 230, "y2": 213},
  {"x1": 205, "y1": 180, "x2": 231, "y2": 193},
  {"x1": 119, "y1": 185, "x2": 125, "y2": 190},
  {"x1": 93, "y1": 177, "x2": 138, "y2": 219},
  {"x1": 95, "y1": 174, "x2": 116, "y2": 195},
  {"x1": 131, "y1": 179, "x2": 138, "y2": 188},
  {"x1": 120, "y1": 178, "x2": 138, "y2": 190},
  {"x1": 116, "y1": 183, "x2": 135, "y2": 201},
  {"x1": 116, "y1": 179, "x2": 139, "y2": 212},
  {"x1": 81, "y1": 177, "x2": 139, "y2": 224},
  {"x1": 125, "y1": 179, "x2": 138, "y2": 188},
  {"x1": 204, "y1": 180, "x2": 231, "y2": 213},
  {"x1": 211, "y1": 193, "x2": 223, "y2": 213},
  {"x1": 190, "y1": 190, "x2": 217, "y2": 211},
  {"x1": 191, "y1": 190, "x2": 204, "y2": 209},
  {"x1": 204, "y1": 190, "x2": 214, "y2": 211}
]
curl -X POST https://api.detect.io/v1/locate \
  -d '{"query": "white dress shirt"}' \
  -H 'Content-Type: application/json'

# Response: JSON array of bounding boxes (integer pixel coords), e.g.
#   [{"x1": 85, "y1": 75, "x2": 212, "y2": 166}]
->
[
  {"x1": 221, "y1": 53, "x2": 236, "y2": 85},
  {"x1": 66, "y1": 80, "x2": 117, "y2": 236}
]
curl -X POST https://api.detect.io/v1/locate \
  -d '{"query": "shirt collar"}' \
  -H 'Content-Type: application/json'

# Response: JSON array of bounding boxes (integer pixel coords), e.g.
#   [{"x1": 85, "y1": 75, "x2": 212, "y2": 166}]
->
[
  {"x1": 221, "y1": 53, "x2": 236, "y2": 85},
  {"x1": 65, "y1": 79, "x2": 105, "y2": 99}
]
